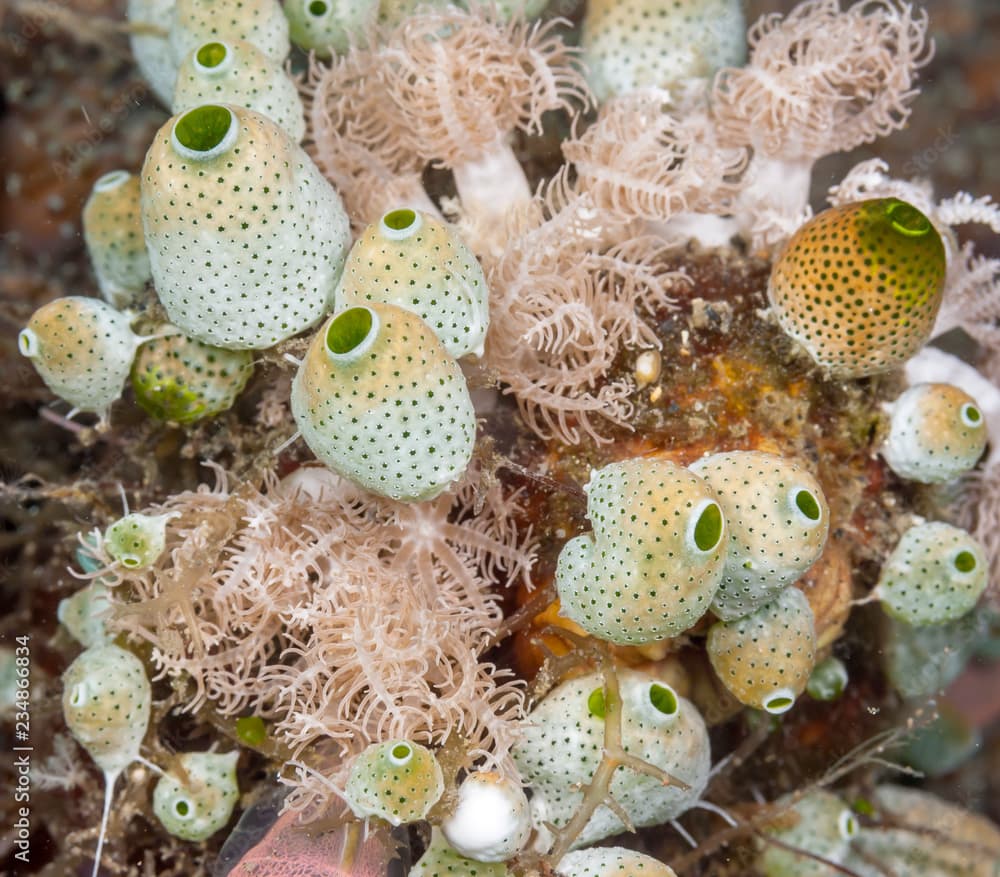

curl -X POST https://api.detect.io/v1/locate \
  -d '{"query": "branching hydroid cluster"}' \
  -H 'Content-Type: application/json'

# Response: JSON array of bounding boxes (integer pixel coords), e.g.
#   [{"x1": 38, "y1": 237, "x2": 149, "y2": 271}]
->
[{"x1": 81, "y1": 463, "x2": 535, "y2": 812}]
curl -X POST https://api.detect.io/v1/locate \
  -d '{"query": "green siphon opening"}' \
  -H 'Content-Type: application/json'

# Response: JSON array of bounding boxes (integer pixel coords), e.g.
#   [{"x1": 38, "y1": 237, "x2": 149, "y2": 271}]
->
[
  {"x1": 795, "y1": 488, "x2": 821, "y2": 521},
  {"x1": 326, "y1": 308, "x2": 373, "y2": 355},
  {"x1": 963, "y1": 404, "x2": 982, "y2": 424},
  {"x1": 648, "y1": 683, "x2": 678, "y2": 716},
  {"x1": 383, "y1": 208, "x2": 417, "y2": 231},
  {"x1": 839, "y1": 811, "x2": 859, "y2": 839},
  {"x1": 196, "y1": 42, "x2": 228, "y2": 69},
  {"x1": 390, "y1": 742, "x2": 412, "y2": 762},
  {"x1": 886, "y1": 199, "x2": 932, "y2": 237},
  {"x1": 954, "y1": 550, "x2": 977, "y2": 573},
  {"x1": 587, "y1": 687, "x2": 606, "y2": 719},
  {"x1": 693, "y1": 502, "x2": 723, "y2": 552},
  {"x1": 764, "y1": 694, "x2": 794, "y2": 714},
  {"x1": 175, "y1": 800, "x2": 190, "y2": 817},
  {"x1": 309, "y1": 0, "x2": 328, "y2": 14},
  {"x1": 174, "y1": 105, "x2": 233, "y2": 153},
  {"x1": 236, "y1": 715, "x2": 267, "y2": 746}
]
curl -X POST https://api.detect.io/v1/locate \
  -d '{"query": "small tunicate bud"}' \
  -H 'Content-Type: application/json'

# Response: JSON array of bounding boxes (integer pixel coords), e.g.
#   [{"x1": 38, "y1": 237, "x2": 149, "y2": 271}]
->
[
  {"x1": 130, "y1": 328, "x2": 254, "y2": 423},
  {"x1": 291, "y1": 304, "x2": 477, "y2": 502},
  {"x1": 283, "y1": 0, "x2": 378, "y2": 59},
  {"x1": 335, "y1": 208, "x2": 490, "y2": 359},
  {"x1": 19, "y1": 296, "x2": 145, "y2": 422},
  {"x1": 82, "y1": 170, "x2": 152, "y2": 309},
  {"x1": 875, "y1": 521, "x2": 987, "y2": 627},
  {"x1": 555, "y1": 458, "x2": 727, "y2": 644},
  {"x1": 62, "y1": 644, "x2": 151, "y2": 776},
  {"x1": 558, "y1": 847, "x2": 678, "y2": 877},
  {"x1": 806, "y1": 655, "x2": 848, "y2": 702},
  {"x1": 170, "y1": 0, "x2": 290, "y2": 67},
  {"x1": 58, "y1": 580, "x2": 113, "y2": 648},
  {"x1": 153, "y1": 751, "x2": 240, "y2": 841},
  {"x1": 142, "y1": 104, "x2": 350, "y2": 349},
  {"x1": 235, "y1": 716, "x2": 267, "y2": 747},
  {"x1": 441, "y1": 771, "x2": 530, "y2": 863},
  {"x1": 757, "y1": 790, "x2": 858, "y2": 877},
  {"x1": 104, "y1": 512, "x2": 175, "y2": 570},
  {"x1": 690, "y1": 450, "x2": 830, "y2": 620},
  {"x1": 410, "y1": 828, "x2": 511, "y2": 877},
  {"x1": 173, "y1": 39, "x2": 305, "y2": 142},
  {"x1": 343, "y1": 740, "x2": 444, "y2": 826},
  {"x1": 582, "y1": 0, "x2": 746, "y2": 101},
  {"x1": 512, "y1": 669, "x2": 710, "y2": 850},
  {"x1": 768, "y1": 199, "x2": 946, "y2": 378},
  {"x1": 882, "y1": 383, "x2": 987, "y2": 483},
  {"x1": 707, "y1": 586, "x2": 817, "y2": 714}
]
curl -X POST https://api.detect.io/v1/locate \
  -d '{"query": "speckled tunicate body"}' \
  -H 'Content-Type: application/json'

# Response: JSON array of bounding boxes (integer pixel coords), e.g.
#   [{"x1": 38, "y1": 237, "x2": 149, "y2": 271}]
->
[
  {"x1": 62, "y1": 644, "x2": 151, "y2": 775},
  {"x1": 170, "y1": 0, "x2": 290, "y2": 68},
  {"x1": 410, "y1": 829, "x2": 511, "y2": 877},
  {"x1": 104, "y1": 512, "x2": 175, "y2": 570},
  {"x1": 153, "y1": 751, "x2": 240, "y2": 841},
  {"x1": 172, "y1": 39, "x2": 305, "y2": 141},
  {"x1": 707, "y1": 585, "x2": 817, "y2": 713},
  {"x1": 768, "y1": 199, "x2": 946, "y2": 378},
  {"x1": 141, "y1": 104, "x2": 350, "y2": 349},
  {"x1": 283, "y1": 0, "x2": 378, "y2": 58},
  {"x1": 58, "y1": 581, "x2": 113, "y2": 648},
  {"x1": 378, "y1": 0, "x2": 547, "y2": 28},
  {"x1": 335, "y1": 208, "x2": 490, "y2": 359},
  {"x1": 555, "y1": 458, "x2": 727, "y2": 644},
  {"x1": 18, "y1": 296, "x2": 145, "y2": 421},
  {"x1": 558, "y1": 847, "x2": 678, "y2": 877},
  {"x1": 882, "y1": 383, "x2": 987, "y2": 483},
  {"x1": 689, "y1": 450, "x2": 830, "y2": 620},
  {"x1": 291, "y1": 303, "x2": 477, "y2": 502},
  {"x1": 82, "y1": 171, "x2": 152, "y2": 309},
  {"x1": 875, "y1": 521, "x2": 988, "y2": 627},
  {"x1": 845, "y1": 785, "x2": 1000, "y2": 876},
  {"x1": 757, "y1": 790, "x2": 858, "y2": 877},
  {"x1": 881, "y1": 610, "x2": 984, "y2": 699},
  {"x1": 128, "y1": 0, "x2": 178, "y2": 105},
  {"x1": 343, "y1": 740, "x2": 444, "y2": 825},
  {"x1": 130, "y1": 328, "x2": 254, "y2": 423},
  {"x1": 582, "y1": 0, "x2": 746, "y2": 101},
  {"x1": 512, "y1": 669, "x2": 710, "y2": 850}
]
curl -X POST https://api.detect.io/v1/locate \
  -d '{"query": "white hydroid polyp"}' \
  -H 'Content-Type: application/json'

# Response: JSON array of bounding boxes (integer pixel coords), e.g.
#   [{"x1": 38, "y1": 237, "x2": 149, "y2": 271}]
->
[
  {"x1": 142, "y1": 104, "x2": 350, "y2": 350},
  {"x1": 442, "y1": 771, "x2": 531, "y2": 863}
]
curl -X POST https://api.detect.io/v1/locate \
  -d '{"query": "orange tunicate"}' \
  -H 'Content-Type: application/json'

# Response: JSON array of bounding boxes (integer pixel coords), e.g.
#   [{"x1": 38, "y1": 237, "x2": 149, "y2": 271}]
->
[{"x1": 768, "y1": 198, "x2": 945, "y2": 378}]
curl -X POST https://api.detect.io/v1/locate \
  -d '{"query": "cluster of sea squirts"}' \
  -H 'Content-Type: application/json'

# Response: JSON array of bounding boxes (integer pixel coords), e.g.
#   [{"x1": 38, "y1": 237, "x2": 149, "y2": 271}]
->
[{"x1": 15, "y1": 1, "x2": 999, "y2": 876}]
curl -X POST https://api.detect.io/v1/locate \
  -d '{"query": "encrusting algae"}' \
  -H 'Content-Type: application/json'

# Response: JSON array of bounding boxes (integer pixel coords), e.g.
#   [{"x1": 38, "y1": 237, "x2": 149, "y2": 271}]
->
[{"x1": 2, "y1": 1, "x2": 1000, "y2": 876}]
